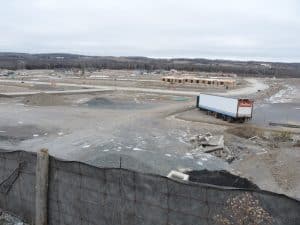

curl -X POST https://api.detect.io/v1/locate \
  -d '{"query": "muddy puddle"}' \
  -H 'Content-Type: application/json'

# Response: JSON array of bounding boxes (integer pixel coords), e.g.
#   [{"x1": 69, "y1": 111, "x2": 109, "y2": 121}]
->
[
  {"x1": 82, "y1": 97, "x2": 152, "y2": 110},
  {"x1": 251, "y1": 84, "x2": 300, "y2": 126},
  {"x1": 251, "y1": 103, "x2": 300, "y2": 125}
]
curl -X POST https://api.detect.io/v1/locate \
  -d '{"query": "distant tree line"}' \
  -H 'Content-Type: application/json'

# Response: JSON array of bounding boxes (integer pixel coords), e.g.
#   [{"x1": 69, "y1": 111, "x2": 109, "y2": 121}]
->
[{"x1": 0, "y1": 53, "x2": 300, "y2": 78}]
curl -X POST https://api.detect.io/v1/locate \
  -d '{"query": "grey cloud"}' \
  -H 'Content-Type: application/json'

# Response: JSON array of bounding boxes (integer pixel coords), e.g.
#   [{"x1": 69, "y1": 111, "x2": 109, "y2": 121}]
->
[{"x1": 0, "y1": 0, "x2": 300, "y2": 62}]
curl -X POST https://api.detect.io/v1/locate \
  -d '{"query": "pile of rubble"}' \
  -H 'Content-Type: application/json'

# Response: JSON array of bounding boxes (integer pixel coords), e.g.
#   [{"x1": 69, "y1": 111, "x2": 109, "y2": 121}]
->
[
  {"x1": 190, "y1": 133, "x2": 235, "y2": 163},
  {"x1": 0, "y1": 210, "x2": 26, "y2": 225}
]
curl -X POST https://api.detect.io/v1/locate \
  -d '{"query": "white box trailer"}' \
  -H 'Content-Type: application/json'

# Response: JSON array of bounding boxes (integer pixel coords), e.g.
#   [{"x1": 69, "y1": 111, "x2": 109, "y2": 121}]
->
[{"x1": 196, "y1": 94, "x2": 254, "y2": 122}]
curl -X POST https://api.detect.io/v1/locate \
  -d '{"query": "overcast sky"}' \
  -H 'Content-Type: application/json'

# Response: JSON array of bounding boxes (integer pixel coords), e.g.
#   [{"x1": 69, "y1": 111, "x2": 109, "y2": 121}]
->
[{"x1": 0, "y1": 0, "x2": 300, "y2": 62}]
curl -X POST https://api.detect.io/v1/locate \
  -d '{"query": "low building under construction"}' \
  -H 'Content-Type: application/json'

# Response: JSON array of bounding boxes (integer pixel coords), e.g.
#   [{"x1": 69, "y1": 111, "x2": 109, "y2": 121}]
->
[{"x1": 161, "y1": 76, "x2": 236, "y2": 87}]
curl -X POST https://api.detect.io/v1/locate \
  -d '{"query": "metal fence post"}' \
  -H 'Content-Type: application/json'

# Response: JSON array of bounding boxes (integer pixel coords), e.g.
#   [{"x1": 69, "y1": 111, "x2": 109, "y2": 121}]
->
[{"x1": 35, "y1": 149, "x2": 49, "y2": 225}]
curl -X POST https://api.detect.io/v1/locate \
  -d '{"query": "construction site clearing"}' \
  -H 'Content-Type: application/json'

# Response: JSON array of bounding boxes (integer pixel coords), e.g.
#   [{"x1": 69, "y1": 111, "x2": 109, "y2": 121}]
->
[
  {"x1": 0, "y1": 69, "x2": 300, "y2": 224},
  {"x1": 161, "y1": 76, "x2": 236, "y2": 88}
]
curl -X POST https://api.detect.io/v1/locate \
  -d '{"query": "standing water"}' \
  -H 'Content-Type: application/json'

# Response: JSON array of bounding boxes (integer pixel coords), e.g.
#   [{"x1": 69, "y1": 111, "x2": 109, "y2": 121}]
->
[{"x1": 251, "y1": 84, "x2": 300, "y2": 126}]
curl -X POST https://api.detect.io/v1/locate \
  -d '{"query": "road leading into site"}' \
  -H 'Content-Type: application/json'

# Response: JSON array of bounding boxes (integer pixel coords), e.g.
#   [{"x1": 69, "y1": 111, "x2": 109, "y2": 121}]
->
[
  {"x1": 222, "y1": 78, "x2": 269, "y2": 97},
  {"x1": 0, "y1": 78, "x2": 268, "y2": 97}
]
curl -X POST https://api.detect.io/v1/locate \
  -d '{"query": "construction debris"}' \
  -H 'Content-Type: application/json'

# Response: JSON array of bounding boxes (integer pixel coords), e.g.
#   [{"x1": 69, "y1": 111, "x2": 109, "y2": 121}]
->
[
  {"x1": 190, "y1": 133, "x2": 235, "y2": 163},
  {"x1": 167, "y1": 170, "x2": 189, "y2": 181},
  {"x1": 190, "y1": 132, "x2": 224, "y2": 148},
  {"x1": 249, "y1": 136, "x2": 259, "y2": 141}
]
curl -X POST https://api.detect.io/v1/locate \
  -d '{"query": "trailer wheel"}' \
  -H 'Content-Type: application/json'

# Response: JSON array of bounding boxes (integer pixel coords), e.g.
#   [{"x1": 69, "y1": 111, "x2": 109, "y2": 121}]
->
[
  {"x1": 227, "y1": 116, "x2": 234, "y2": 123},
  {"x1": 239, "y1": 118, "x2": 246, "y2": 123}
]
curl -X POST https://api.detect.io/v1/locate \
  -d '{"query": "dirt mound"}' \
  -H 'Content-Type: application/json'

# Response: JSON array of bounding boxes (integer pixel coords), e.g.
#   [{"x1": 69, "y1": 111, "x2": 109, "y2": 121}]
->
[
  {"x1": 23, "y1": 93, "x2": 66, "y2": 106},
  {"x1": 226, "y1": 126, "x2": 264, "y2": 139},
  {"x1": 86, "y1": 97, "x2": 114, "y2": 106},
  {"x1": 187, "y1": 170, "x2": 259, "y2": 189}
]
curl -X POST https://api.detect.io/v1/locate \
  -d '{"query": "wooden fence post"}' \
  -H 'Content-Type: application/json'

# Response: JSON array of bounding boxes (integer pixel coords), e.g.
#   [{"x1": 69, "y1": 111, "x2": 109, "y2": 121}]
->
[{"x1": 35, "y1": 149, "x2": 49, "y2": 225}]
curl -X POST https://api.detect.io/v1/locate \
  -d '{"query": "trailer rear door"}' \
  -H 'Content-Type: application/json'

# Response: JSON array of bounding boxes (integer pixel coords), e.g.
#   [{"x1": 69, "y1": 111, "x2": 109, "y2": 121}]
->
[{"x1": 237, "y1": 99, "x2": 253, "y2": 118}]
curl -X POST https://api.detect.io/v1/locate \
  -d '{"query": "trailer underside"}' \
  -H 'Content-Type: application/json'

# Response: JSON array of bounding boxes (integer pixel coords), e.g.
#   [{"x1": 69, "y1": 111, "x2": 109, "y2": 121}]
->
[{"x1": 199, "y1": 107, "x2": 251, "y2": 123}]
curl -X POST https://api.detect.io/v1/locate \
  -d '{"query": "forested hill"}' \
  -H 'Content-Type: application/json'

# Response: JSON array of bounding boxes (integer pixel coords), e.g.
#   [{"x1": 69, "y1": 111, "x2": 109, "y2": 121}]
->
[{"x1": 1, "y1": 52, "x2": 300, "y2": 77}]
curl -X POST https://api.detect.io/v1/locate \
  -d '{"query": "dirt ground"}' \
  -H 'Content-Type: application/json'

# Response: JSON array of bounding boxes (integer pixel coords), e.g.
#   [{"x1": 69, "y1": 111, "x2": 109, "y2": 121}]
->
[
  {"x1": 172, "y1": 108, "x2": 300, "y2": 198},
  {"x1": 11, "y1": 69, "x2": 244, "y2": 93},
  {"x1": 0, "y1": 70, "x2": 300, "y2": 199},
  {"x1": 0, "y1": 84, "x2": 32, "y2": 93}
]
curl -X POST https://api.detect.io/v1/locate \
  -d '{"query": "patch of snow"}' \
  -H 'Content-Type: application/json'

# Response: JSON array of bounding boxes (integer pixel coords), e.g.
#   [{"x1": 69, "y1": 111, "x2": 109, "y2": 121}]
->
[
  {"x1": 183, "y1": 152, "x2": 194, "y2": 159},
  {"x1": 76, "y1": 98, "x2": 89, "y2": 104},
  {"x1": 197, "y1": 161, "x2": 203, "y2": 166},
  {"x1": 90, "y1": 75, "x2": 109, "y2": 78},
  {"x1": 133, "y1": 147, "x2": 145, "y2": 151},
  {"x1": 178, "y1": 137, "x2": 189, "y2": 145},
  {"x1": 82, "y1": 144, "x2": 91, "y2": 149},
  {"x1": 268, "y1": 85, "x2": 296, "y2": 103}
]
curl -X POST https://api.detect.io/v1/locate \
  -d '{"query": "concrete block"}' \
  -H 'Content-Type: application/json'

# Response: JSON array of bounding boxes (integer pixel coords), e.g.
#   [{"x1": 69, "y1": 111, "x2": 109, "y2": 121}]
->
[{"x1": 167, "y1": 170, "x2": 189, "y2": 181}]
